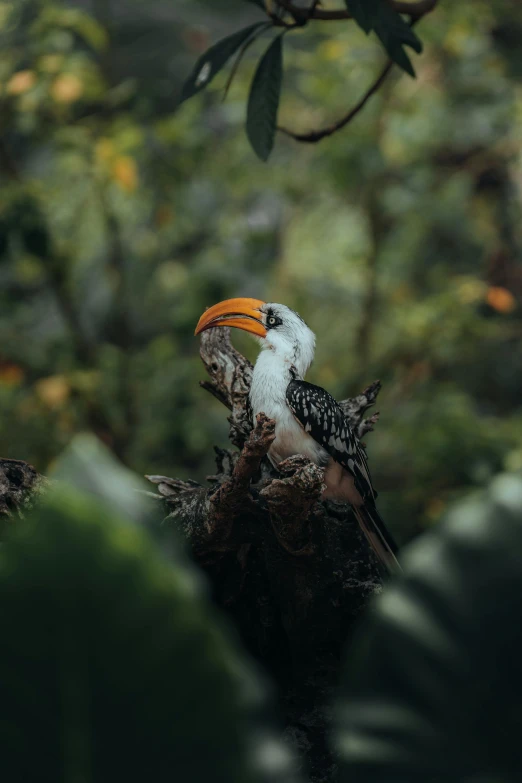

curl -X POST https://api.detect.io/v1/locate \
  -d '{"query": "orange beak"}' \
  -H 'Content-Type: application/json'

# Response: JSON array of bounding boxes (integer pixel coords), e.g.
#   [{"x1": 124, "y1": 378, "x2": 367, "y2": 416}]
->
[{"x1": 195, "y1": 298, "x2": 267, "y2": 338}]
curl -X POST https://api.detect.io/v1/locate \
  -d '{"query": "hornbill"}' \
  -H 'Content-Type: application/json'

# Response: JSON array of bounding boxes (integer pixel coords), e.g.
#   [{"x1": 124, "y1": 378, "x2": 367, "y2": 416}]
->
[{"x1": 195, "y1": 298, "x2": 400, "y2": 574}]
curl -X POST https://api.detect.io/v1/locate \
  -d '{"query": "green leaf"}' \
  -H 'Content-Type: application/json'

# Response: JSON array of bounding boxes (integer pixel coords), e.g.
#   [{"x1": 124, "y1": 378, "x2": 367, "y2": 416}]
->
[
  {"x1": 345, "y1": 0, "x2": 382, "y2": 34},
  {"x1": 0, "y1": 482, "x2": 298, "y2": 782},
  {"x1": 179, "y1": 23, "x2": 267, "y2": 105},
  {"x1": 345, "y1": 0, "x2": 423, "y2": 77},
  {"x1": 51, "y1": 433, "x2": 151, "y2": 525},
  {"x1": 374, "y1": 4, "x2": 423, "y2": 77},
  {"x1": 336, "y1": 473, "x2": 522, "y2": 780},
  {"x1": 246, "y1": 35, "x2": 283, "y2": 162},
  {"x1": 243, "y1": 0, "x2": 266, "y2": 8}
]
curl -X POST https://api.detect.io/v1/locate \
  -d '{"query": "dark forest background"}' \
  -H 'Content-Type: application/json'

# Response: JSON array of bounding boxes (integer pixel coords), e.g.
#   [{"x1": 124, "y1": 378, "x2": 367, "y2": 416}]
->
[{"x1": 2, "y1": 0, "x2": 522, "y2": 546}]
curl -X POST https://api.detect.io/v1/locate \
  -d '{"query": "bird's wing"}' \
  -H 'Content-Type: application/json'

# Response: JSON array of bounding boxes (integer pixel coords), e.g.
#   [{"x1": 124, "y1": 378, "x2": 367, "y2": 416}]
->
[{"x1": 286, "y1": 378, "x2": 375, "y2": 502}]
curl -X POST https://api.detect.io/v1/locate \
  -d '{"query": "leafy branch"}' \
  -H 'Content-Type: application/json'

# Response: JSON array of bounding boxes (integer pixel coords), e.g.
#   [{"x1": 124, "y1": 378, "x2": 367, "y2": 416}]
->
[
  {"x1": 179, "y1": 0, "x2": 439, "y2": 160},
  {"x1": 276, "y1": 0, "x2": 438, "y2": 22}
]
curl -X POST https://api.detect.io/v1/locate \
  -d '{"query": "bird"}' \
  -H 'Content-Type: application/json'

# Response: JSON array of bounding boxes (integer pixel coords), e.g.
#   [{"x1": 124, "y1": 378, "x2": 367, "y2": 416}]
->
[{"x1": 195, "y1": 298, "x2": 400, "y2": 575}]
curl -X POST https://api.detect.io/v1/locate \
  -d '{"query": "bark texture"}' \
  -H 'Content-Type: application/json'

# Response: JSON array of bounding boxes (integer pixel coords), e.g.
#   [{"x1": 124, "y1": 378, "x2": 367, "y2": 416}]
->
[
  {"x1": 0, "y1": 458, "x2": 46, "y2": 532},
  {"x1": 147, "y1": 328, "x2": 384, "y2": 783}
]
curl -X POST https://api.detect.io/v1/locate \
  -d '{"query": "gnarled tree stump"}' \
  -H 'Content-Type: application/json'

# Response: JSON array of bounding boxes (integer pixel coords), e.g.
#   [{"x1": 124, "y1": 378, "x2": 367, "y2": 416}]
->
[{"x1": 146, "y1": 328, "x2": 384, "y2": 783}]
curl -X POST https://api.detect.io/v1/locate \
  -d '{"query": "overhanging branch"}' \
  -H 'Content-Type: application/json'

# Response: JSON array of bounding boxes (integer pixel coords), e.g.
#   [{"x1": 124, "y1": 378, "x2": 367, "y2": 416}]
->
[
  {"x1": 276, "y1": 0, "x2": 438, "y2": 23},
  {"x1": 276, "y1": 0, "x2": 439, "y2": 143},
  {"x1": 278, "y1": 59, "x2": 393, "y2": 143}
]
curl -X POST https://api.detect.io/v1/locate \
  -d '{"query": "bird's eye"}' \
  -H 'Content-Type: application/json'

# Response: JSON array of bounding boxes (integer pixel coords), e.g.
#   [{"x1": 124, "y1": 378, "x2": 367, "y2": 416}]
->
[{"x1": 267, "y1": 315, "x2": 278, "y2": 327}]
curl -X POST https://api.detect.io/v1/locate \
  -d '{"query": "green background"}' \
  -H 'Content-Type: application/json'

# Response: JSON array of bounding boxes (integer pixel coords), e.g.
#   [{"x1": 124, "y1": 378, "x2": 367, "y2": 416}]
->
[{"x1": 1, "y1": 0, "x2": 522, "y2": 544}]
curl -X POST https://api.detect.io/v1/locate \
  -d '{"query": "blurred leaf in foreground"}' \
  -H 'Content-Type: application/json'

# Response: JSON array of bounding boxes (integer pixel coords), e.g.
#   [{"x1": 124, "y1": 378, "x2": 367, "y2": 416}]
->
[
  {"x1": 337, "y1": 472, "x2": 522, "y2": 782},
  {"x1": 51, "y1": 433, "x2": 151, "y2": 524},
  {"x1": 0, "y1": 439, "x2": 298, "y2": 783}
]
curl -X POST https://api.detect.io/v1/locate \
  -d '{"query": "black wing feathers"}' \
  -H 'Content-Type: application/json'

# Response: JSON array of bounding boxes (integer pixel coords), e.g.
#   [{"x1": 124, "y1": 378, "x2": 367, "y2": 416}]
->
[{"x1": 286, "y1": 379, "x2": 374, "y2": 502}]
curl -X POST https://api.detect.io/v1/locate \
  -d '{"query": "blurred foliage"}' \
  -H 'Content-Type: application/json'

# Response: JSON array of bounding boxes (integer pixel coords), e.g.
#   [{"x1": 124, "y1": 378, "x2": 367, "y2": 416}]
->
[
  {"x1": 1, "y1": 0, "x2": 522, "y2": 542},
  {"x1": 0, "y1": 436, "x2": 297, "y2": 783},
  {"x1": 337, "y1": 469, "x2": 522, "y2": 782}
]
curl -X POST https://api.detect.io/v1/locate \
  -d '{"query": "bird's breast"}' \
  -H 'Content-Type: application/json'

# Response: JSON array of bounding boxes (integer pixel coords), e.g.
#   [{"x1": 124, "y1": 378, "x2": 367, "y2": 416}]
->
[
  {"x1": 250, "y1": 377, "x2": 327, "y2": 468},
  {"x1": 271, "y1": 407, "x2": 325, "y2": 465}
]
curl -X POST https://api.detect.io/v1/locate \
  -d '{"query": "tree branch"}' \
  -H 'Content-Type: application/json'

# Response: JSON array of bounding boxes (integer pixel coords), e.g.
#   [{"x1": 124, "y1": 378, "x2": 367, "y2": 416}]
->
[
  {"x1": 277, "y1": 1, "x2": 439, "y2": 144},
  {"x1": 278, "y1": 58, "x2": 394, "y2": 143},
  {"x1": 207, "y1": 412, "x2": 275, "y2": 537},
  {"x1": 338, "y1": 380, "x2": 382, "y2": 439},
  {"x1": 276, "y1": 0, "x2": 438, "y2": 22},
  {"x1": 199, "y1": 327, "x2": 254, "y2": 449}
]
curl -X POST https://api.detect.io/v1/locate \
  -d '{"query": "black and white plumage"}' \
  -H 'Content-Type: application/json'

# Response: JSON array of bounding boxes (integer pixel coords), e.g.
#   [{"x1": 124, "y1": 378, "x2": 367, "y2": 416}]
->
[
  {"x1": 286, "y1": 378, "x2": 374, "y2": 502},
  {"x1": 195, "y1": 299, "x2": 400, "y2": 574},
  {"x1": 286, "y1": 377, "x2": 400, "y2": 573}
]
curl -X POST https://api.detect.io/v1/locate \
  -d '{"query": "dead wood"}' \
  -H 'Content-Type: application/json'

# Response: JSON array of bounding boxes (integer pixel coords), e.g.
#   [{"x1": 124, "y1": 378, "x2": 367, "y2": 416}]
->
[{"x1": 146, "y1": 327, "x2": 385, "y2": 783}]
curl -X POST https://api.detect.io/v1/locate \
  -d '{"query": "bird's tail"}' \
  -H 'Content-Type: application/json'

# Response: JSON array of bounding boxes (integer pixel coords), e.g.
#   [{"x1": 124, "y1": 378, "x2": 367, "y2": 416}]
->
[{"x1": 353, "y1": 504, "x2": 402, "y2": 576}]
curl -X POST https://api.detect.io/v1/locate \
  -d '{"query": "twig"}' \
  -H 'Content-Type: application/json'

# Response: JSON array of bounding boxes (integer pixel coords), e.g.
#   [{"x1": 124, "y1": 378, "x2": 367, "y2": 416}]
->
[
  {"x1": 338, "y1": 380, "x2": 381, "y2": 432},
  {"x1": 145, "y1": 475, "x2": 202, "y2": 497},
  {"x1": 278, "y1": 59, "x2": 394, "y2": 143},
  {"x1": 358, "y1": 411, "x2": 380, "y2": 440},
  {"x1": 208, "y1": 413, "x2": 275, "y2": 536}
]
